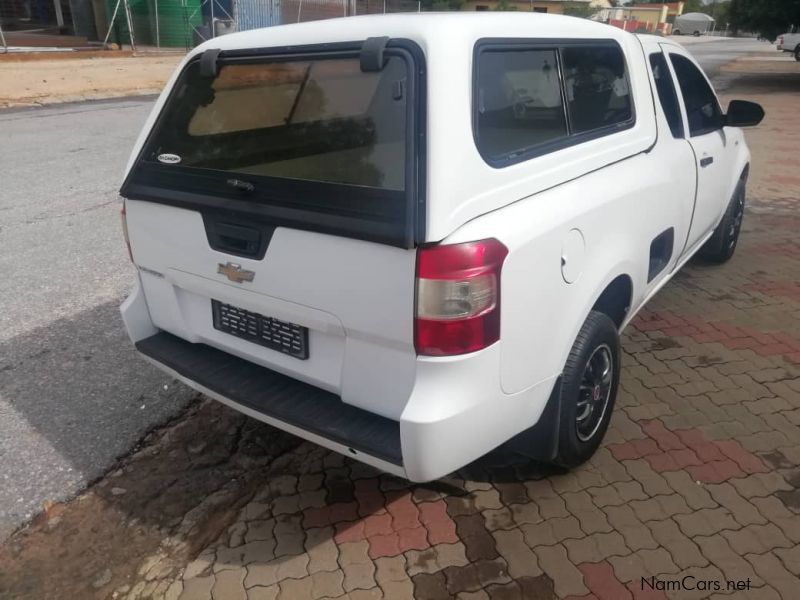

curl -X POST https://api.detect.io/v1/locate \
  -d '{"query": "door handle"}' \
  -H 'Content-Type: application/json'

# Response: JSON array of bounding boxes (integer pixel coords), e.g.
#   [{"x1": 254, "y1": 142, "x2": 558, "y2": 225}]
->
[{"x1": 700, "y1": 156, "x2": 714, "y2": 167}]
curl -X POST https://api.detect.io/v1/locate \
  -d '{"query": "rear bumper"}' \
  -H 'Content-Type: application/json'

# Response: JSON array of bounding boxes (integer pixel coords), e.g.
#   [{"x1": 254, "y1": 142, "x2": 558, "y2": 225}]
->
[
  {"x1": 122, "y1": 276, "x2": 557, "y2": 481},
  {"x1": 137, "y1": 331, "x2": 405, "y2": 471}
]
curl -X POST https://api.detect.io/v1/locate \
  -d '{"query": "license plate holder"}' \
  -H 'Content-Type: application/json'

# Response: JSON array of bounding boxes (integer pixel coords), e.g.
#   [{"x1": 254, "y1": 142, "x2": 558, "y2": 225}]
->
[{"x1": 212, "y1": 300, "x2": 309, "y2": 360}]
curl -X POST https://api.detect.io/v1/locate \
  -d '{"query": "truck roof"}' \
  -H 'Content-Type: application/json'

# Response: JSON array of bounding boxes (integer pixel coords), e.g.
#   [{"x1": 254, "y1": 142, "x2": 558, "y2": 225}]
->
[{"x1": 192, "y1": 13, "x2": 634, "y2": 58}]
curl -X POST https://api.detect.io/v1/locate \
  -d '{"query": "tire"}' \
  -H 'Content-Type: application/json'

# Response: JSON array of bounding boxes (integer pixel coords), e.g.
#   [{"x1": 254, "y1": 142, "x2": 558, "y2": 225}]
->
[
  {"x1": 698, "y1": 181, "x2": 746, "y2": 264},
  {"x1": 673, "y1": 29, "x2": 681, "y2": 36},
  {"x1": 552, "y1": 311, "x2": 620, "y2": 469},
  {"x1": 794, "y1": 46, "x2": 800, "y2": 61},
  {"x1": 693, "y1": 31, "x2": 701, "y2": 37}
]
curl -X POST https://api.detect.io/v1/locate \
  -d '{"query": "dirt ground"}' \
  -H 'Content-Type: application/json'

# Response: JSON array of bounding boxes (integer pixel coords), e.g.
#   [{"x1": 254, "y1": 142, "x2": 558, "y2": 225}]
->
[
  {"x1": 1, "y1": 53, "x2": 799, "y2": 600},
  {"x1": 0, "y1": 53, "x2": 184, "y2": 108}
]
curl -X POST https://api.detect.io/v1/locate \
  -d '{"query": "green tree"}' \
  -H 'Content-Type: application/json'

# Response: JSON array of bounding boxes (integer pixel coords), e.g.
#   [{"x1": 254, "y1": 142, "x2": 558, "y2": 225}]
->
[
  {"x1": 635, "y1": 0, "x2": 703, "y2": 11},
  {"x1": 729, "y1": 0, "x2": 800, "y2": 39}
]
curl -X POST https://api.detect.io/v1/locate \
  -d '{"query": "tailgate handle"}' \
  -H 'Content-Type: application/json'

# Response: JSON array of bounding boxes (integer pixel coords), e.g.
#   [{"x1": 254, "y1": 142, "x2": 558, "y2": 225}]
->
[{"x1": 204, "y1": 219, "x2": 273, "y2": 260}]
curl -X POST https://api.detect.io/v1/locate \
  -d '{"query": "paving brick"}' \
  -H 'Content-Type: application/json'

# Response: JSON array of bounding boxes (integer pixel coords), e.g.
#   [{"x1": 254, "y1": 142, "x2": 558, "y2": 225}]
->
[
  {"x1": 472, "y1": 488, "x2": 503, "y2": 511},
  {"x1": 775, "y1": 545, "x2": 800, "y2": 576},
  {"x1": 405, "y1": 547, "x2": 439, "y2": 577},
  {"x1": 647, "y1": 519, "x2": 708, "y2": 569},
  {"x1": 563, "y1": 532, "x2": 629, "y2": 565},
  {"x1": 524, "y1": 479, "x2": 570, "y2": 519},
  {"x1": 212, "y1": 567, "x2": 247, "y2": 600},
  {"x1": 534, "y1": 544, "x2": 589, "y2": 598},
  {"x1": 661, "y1": 471, "x2": 717, "y2": 510},
  {"x1": 275, "y1": 554, "x2": 309, "y2": 582},
  {"x1": 237, "y1": 540, "x2": 276, "y2": 568},
  {"x1": 430, "y1": 543, "x2": 467, "y2": 572},
  {"x1": 607, "y1": 549, "x2": 679, "y2": 583},
  {"x1": 750, "y1": 496, "x2": 800, "y2": 543},
  {"x1": 309, "y1": 570, "x2": 345, "y2": 599},
  {"x1": 578, "y1": 561, "x2": 633, "y2": 600},
  {"x1": 745, "y1": 552, "x2": 800, "y2": 600},
  {"x1": 509, "y1": 501, "x2": 543, "y2": 527},
  {"x1": 379, "y1": 578, "x2": 414, "y2": 600},
  {"x1": 694, "y1": 535, "x2": 763, "y2": 586},
  {"x1": 624, "y1": 460, "x2": 673, "y2": 497},
  {"x1": 730, "y1": 472, "x2": 793, "y2": 499},
  {"x1": 494, "y1": 481, "x2": 529, "y2": 506},
  {"x1": 521, "y1": 515, "x2": 584, "y2": 547},
  {"x1": 674, "y1": 508, "x2": 740, "y2": 538},
  {"x1": 346, "y1": 586, "x2": 383, "y2": 600},
  {"x1": 589, "y1": 448, "x2": 633, "y2": 483},
  {"x1": 714, "y1": 440, "x2": 771, "y2": 475},
  {"x1": 603, "y1": 505, "x2": 658, "y2": 551},
  {"x1": 246, "y1": 585, "x2": 279, "y2": 600},
  {"x1": 563, "y1": 491, "x2": 613, "y2": 534},
  {"x1": 245, "y1": 519, "x2": 276, "y2": 544},
  {"x1": 276, "y1": 576, "x2": 313, "y2": 600},
  {"x1": 244, "y1": 563, "x2": 280, "y2": 589},
  {"x1": 180, "y1": 575, "x2": 215, "y2": 600},
  {"x1": 372, "y1": 555, "x2": 406, "y2": 585},
  {"x1": 492, "y1": 528, "x2": 542, "y2": 579},
  {"x1": 721, "y1": 523, "x2": 793, "y2": 556},
  {"x1": 706, "y1": 482, "x2": 768, "y2": 526},
  {"x1": 305, "y1": 527, "x2": 338, "y2": 574},
  {"x1": 685, "y1": 459, "x2": 744, "y2": 484},
  {"x1": 629, "y1": 494, "x2": 692, "y2": 522},
  {"x1": 475, "y1": 558, "x2": 512, "y2": 587}
]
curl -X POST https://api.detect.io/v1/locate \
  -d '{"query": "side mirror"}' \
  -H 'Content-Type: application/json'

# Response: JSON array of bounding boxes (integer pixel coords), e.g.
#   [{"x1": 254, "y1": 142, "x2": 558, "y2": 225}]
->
[{"x1": 725, "y1": 100, "x2": 764, "y2": 127}]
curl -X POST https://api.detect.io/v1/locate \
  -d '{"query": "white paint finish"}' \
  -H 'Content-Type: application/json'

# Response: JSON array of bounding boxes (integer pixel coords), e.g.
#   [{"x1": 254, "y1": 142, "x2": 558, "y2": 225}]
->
[
  {"x1": 561, "y1": 229, "x2": 585, "y2": 284},
  {"x1": 120, "y1": 16, "x2": 752, "y2": 480},
  {"x1": 400, "y1": 343, "x2": 557, "y2": 481}
]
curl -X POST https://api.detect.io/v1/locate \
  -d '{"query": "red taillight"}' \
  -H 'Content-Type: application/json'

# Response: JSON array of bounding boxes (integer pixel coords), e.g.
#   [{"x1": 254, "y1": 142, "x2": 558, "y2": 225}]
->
[
  {"x1": 121, "y1": 200, "x2": 133, "y2": 262},
  {"x1": 415, "y1": 238, "x2": 508, "y2": 356}
]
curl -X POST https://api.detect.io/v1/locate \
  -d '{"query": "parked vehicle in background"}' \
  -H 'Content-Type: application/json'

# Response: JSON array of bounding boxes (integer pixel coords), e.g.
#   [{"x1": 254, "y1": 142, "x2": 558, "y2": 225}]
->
[
  {"x1": 777, "y1": 32, "x2": 800, "y2": 60},
  {"x1": 673, "y1": 12, "x2": 715, "y2": 36},
  {"x1": 119, "y1": 14, "x2": 764, "y2": 482}
]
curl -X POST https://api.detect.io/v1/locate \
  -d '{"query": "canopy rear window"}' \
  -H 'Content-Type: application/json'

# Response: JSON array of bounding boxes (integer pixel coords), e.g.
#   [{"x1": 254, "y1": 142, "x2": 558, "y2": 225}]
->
[
  {"x1": 146, "y1": 56, "x2": 406, "y2": 190},
  {"x1": 122, "y1": 43, "x2": 423, "y2": 248}
]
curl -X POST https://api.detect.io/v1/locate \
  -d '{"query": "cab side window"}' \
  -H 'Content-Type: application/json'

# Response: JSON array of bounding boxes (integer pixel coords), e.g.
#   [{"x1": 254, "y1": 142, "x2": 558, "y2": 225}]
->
[
  {"x1": 475, "y1": 49, "x2": 568, "y2": 161},
  {"x1": 649, "y1": 53, "x2": 684, "y2": 138},
  {"x1": 562, "y1": 46, "x2": 633, "y2": 134},
  {"x1": 669, "y1": 54, "x2": 722, "y2": 136},
  {"x1": 474, "y1": 41, "x2": 635, "y2": 166}
]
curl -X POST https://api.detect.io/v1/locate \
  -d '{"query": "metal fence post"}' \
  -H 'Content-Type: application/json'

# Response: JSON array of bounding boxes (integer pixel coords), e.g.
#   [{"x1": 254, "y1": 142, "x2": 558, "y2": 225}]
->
[
  {"x1": 0, "y1": 19, "x2": 7, "y2": 53},
  {"x1": 122, "y1": 0, "x2": 137, "y2": 52}
]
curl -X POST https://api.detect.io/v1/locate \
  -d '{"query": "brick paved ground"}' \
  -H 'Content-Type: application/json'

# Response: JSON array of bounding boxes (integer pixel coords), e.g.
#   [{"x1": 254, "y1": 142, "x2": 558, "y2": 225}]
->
[
  {"x1": 92, "y1": 57, "x2": 800, "y2": 600},
  {"x1": 2, "y1": 55, "x2": 798, "y2": 600}
]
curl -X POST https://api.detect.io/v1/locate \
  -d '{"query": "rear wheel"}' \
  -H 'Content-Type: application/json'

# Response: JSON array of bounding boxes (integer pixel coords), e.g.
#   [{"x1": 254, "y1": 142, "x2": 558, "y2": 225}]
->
[
  {"x1": 552, "y1": 311, "x2": 620, "y2": 468},
  {"x1": 794, "y1": 46, "x2": 800, "y2": 61},
  {"x1": 693, "y1": 30, "x2": 701, "y2": 37},
  {"x1": 698, "y1": 182, "x2": 745, "y2": 264}
]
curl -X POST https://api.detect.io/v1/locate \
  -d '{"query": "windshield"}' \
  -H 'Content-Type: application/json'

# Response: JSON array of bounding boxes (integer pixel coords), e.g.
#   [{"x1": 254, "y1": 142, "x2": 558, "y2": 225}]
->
[{"x1": 143, "y1": 55, "x2": 408, "y2": 190}]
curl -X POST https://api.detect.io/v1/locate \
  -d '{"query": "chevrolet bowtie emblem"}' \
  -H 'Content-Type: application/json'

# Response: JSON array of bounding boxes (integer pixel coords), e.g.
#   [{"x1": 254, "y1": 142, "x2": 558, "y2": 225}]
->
[{"x1": 217, "y1": 262, "x2": 255, "y2": 284}]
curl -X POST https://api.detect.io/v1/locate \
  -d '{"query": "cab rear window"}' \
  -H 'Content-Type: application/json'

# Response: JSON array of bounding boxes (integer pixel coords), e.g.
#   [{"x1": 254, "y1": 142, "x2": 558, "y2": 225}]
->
[{"x1": 145, "y1": 56, "x2": 407, "y2": 190}]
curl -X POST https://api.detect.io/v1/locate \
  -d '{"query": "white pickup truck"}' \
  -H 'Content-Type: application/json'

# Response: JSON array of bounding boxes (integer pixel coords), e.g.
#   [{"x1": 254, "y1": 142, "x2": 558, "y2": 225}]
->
[
  {"x1": 120, "y1": 14, "x2": 764, "y2": 482},
  {"x1": 777, "y1": 32, "x2": 800, "y2": 60}
]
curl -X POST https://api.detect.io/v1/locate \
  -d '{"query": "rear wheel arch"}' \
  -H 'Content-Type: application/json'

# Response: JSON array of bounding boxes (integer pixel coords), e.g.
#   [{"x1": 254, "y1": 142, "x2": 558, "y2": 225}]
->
[{"x1": 591, "y1": 274, "x2": 633, "y2": 330}]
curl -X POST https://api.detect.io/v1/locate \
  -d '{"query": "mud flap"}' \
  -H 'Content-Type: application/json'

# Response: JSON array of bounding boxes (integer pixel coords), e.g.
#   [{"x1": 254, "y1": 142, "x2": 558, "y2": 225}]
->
[{"x1": 503, "y1": 377, "x2": 562, "y2": 461}]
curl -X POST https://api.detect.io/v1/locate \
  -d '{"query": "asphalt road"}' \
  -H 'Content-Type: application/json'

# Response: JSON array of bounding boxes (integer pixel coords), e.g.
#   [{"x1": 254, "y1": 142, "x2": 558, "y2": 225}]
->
[
  {"x1": 0, "y1": 36, "x2": 766, "y2": 542},
  {"x1": 0, "y1": 99, "x2": 194, "y2": 541}
]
